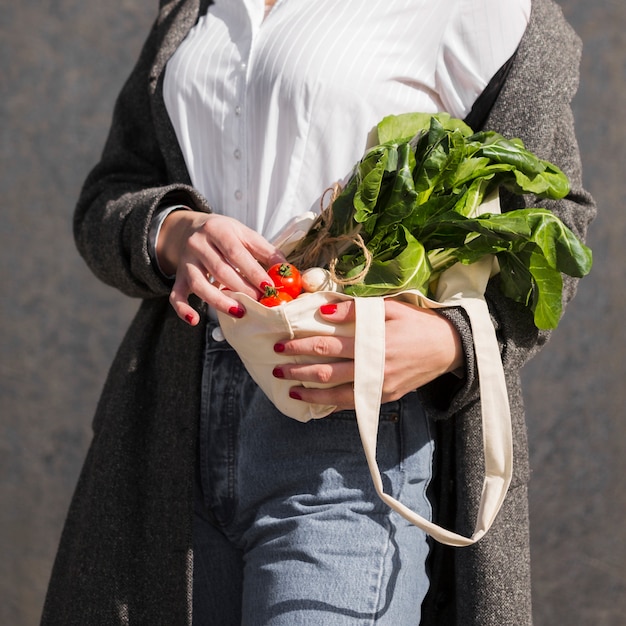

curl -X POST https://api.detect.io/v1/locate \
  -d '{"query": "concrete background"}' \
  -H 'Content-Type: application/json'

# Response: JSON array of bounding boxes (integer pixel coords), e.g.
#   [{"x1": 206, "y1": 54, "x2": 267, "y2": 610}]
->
[{"x1": 1, "y1": 1, "x2": 624, "y2": 624}]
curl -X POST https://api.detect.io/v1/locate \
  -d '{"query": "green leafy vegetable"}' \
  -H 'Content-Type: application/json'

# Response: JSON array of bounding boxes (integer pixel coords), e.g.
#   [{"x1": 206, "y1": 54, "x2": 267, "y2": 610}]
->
[{"x1": 288, "y1": 113, "x2": 592, "y2": 330}]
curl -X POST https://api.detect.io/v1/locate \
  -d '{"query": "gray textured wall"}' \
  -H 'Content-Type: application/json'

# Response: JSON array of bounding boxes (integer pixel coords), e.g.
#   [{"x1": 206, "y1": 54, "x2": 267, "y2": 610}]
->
[{"x1": 1, "y1": 1, "x2": 624, "y2": 624}]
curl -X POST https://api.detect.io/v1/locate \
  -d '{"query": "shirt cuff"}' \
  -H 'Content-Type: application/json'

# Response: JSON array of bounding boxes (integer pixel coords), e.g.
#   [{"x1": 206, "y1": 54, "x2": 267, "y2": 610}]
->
[{"x1": 148, "y1": 204, "x2": 191, "y2": 279}]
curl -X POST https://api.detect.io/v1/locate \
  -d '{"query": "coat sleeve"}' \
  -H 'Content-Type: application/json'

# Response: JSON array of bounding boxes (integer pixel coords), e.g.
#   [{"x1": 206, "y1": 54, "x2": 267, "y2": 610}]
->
[
  {"x1": 423, "y1": 0, "x2": 597, "y2": 416},
  {"x1": 73, "y1": 3, "x2": 210, "y2": 299}
]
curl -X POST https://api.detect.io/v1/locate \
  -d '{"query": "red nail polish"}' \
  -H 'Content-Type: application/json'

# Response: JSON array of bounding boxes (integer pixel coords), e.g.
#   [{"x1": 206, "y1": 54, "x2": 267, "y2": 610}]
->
[
  {"x1": 260, "y1": 280, "x2": 273, "y2": 290},
  {"x1": 274, "y1": 342, "x2": 285, "y2": 353},
  {"x1": 272, "y1": 367, "x2": 284, "y2": 379},
  {"x1": 289, "y1": 390, "x2": 302, "y2": 401},
  {"x1": 320, "y1": 303, "x2": 338, "y2": 315},
  {"x1": 185, "y1": 313, "x2": 195, "y2": 325},
  {"x1": 229, "y1": 306, "x2": 245, "y2": 319}
]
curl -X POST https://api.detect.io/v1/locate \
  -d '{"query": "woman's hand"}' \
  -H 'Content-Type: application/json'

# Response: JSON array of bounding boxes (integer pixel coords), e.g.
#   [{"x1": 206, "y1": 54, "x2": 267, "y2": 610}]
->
[
  {"x1": 157, "y1": 211, "x2": 286, "y2": 324},
  {"x1": 272, "y1": 299, "x2": 464, "y2": 409}
]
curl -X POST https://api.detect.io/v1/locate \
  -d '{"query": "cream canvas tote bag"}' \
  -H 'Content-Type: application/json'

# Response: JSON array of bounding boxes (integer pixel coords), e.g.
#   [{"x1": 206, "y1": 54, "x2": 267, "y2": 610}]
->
[{"x1": 217, "y1": 196, "x2": 512, "y2": 547}]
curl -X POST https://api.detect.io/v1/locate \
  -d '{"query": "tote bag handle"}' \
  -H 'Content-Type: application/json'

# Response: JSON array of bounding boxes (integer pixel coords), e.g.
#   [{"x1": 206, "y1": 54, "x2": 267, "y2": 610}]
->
[{"x1": 352, "y1": 293, "x2": 512, "y2": 547}]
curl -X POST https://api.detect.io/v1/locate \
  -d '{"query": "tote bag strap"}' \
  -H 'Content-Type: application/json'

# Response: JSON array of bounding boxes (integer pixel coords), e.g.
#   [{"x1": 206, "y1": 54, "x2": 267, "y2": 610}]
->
[{"x1": 352, "y1": 295, "x2": 512, "y2": 547}]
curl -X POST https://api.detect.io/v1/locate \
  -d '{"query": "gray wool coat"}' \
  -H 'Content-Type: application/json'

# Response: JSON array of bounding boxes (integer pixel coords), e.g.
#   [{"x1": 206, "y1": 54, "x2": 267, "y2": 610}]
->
[{"x1": 41, "y1": 0, "x2": 595, "y2": 624}]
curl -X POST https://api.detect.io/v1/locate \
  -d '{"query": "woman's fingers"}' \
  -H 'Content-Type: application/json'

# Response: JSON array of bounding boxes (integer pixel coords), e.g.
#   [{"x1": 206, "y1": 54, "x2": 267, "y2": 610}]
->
[
  {"x1": 272, "y1": 352, "x2": 355, "y2": 387},
  {"x1": 159, "y1": 212, "x2": 287, "y2": 322},
  {"x1": 273, "y1": 303, "x2": 356, "y2": 407},
  {"x1": 201, "y1": 214, "x2": 286, "y2": 290},
  {"x1": 272, "y1": 299, "x2": 355, "y2": 371},
  {"x1": 169, "y1": 264, "x2": 246, "y2": 325},
  {"x1": 287, "y1": 382, "x2": 356, "y2": 411},
  {"x1": 276, "y1": 299, "x2": 464, "y2": 410},
  {"x1": 317, "y1": 300, "x2": 355, "y2": 322}
]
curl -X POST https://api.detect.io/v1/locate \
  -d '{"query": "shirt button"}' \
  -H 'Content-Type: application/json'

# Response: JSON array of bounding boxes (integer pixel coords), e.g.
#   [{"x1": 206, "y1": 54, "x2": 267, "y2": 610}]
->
[
  {"x1": 211, "y1": 326, "x2": 225, "y2": 342},
  {"x1": 240, "y1": 62, "x2": 247, "y2": 71},
  {"x1": 234, "y1": 105, "x2": 242, "y2": 116},
  {"x1": 234, "y1": 190, "x2": 243, "y2": 200},
  {"x1": 234, "y1": 148, "x2": 241, "y2": 160}
]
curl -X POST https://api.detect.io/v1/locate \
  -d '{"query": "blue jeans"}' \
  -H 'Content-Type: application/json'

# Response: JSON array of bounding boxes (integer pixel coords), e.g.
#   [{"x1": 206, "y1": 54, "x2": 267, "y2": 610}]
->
[{"x1": 193, "y1": 322, "x2": 434, "y2": 625}]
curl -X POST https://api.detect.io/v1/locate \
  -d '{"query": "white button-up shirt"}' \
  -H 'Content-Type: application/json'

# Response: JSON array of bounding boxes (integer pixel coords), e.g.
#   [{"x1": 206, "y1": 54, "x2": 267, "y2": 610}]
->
[{"x1": 163, "y1": 0, "x2": 530, "y2": 242}]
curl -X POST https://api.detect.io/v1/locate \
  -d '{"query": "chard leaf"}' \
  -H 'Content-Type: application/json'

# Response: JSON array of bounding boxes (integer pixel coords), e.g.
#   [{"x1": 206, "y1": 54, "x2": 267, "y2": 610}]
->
[
  {"x1": 404, "y1": 193, "x2": 462, "y2": 234},
  {"x1": 375, "y1": 142, "x2": 418, "y2": 228},
  {"x1": 344, "y1": 227, "x2": 431, "y2": 296},
  {"x1": 506, "y1": 165, "x2": 571, "y2": 199},
  {"x1": 327, "y1": 174, "x2": 358, "y2": 237},
  {"x1": 420, "y1": 207, "x2": 590, "y2": 330},
  {"x1": 514, "y1": 209, "x2": 593, "y2": 276},
  {"x1": 413, "y1": 132, "x2": 463, "y2": 201},
  {"x1": 377, "y1": 111, "x2": 472, "y2": 144},
  {"x1": 293, "y1": 112, "x2": 591, "y2": 331},
  {"x1": 450, "y1": 177, "x2": 492, "y2": 218},
  {"x1": 461, "y1": 210, "x2": 592, "y2": 277},
  {"x1": 469, "y1": 132, "x2": 542, "y2": 173},
  {"x1": 526, "y1": 248, "x2": 564, "y2": 329},
  {"x1": 452, "y1": 156, "x2": 492, "y2": 185},
  {"x1": 497, "y1": 247, "x2": 564, "y2": 330},
  {"x1": 353, "y1": 145, "x2": 391, "y2": 221},
  {"x1": 496, "y1": 251, "x2": 535, "y2": 306},
  {"x1": 469, "y1": 132, "x2": 570, "y2": 199},
  {"x1": 452, "y1": 161, "x2": 514, "y2": 188}
]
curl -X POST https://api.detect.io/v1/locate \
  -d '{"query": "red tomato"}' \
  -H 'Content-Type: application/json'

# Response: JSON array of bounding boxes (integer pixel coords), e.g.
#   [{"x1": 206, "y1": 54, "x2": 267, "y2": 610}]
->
[
  {"x1": 267, "y1": 263, "x2": 303, "y2": 299},
  {"x1": 259, "y1": 286, "x2": 294, "y2": 307}
]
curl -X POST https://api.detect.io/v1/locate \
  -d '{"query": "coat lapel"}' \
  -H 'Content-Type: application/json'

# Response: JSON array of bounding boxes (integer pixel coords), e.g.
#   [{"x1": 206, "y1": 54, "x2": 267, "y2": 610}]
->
[
  {"x1": 149, "y1": 0, "x2": 207, "y2": 184},
  {"x1": 150, "y1": 0, "x2": 202, "y2": 90}
]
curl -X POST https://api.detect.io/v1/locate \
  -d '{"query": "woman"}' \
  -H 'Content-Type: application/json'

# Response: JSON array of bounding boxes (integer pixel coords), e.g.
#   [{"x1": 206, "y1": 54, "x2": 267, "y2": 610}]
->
[{"x1": 41, "y1": 0, "x2": 595, "y2": 624}]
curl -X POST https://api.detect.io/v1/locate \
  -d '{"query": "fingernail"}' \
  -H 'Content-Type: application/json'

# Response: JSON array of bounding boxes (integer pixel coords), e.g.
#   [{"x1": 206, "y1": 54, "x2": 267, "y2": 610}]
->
[
  {"x1": 272, "y1": 367, "x2": 284, "y2": 379},
  {"x1": 289, "y1": 390, "x2": 302, "y2": 401},
  {"x1": 260, "y1": 280, "x2": 273, "y2": 290},
  {"x1": 229, "y1": 306, "x2": 245, "y2": 319},
  {"x1": 274, "y1": 342, "x2": 285, "y2": 353},
  {"x1": 320, "y1": 303, "x2": 337, "y2": 315},
  {"x1": 185, "y1": 313, "x2": 195, "y2": 325}
]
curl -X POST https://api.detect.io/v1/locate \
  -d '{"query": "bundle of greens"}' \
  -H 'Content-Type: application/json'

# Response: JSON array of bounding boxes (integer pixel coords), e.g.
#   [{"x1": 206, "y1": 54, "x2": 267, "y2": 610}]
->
[{"x1": 288, "y1": 113, "x2": 592, "y2": 330}]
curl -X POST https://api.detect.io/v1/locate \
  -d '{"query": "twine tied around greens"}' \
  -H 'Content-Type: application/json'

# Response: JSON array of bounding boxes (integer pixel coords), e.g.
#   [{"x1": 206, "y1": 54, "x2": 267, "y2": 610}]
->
[{"x1": 287, "y1": 183, "x2": 372, "y2": 287}]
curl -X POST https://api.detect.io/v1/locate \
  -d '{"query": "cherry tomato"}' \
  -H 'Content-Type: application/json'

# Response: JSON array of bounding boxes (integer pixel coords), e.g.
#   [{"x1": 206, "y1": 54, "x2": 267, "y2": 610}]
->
[
  {"x1": 259, "y1": 286, "x2": 294, "y2": 307},
  {"x1": 267, "y1": 263, "x2": 303, "y2": 299}
]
